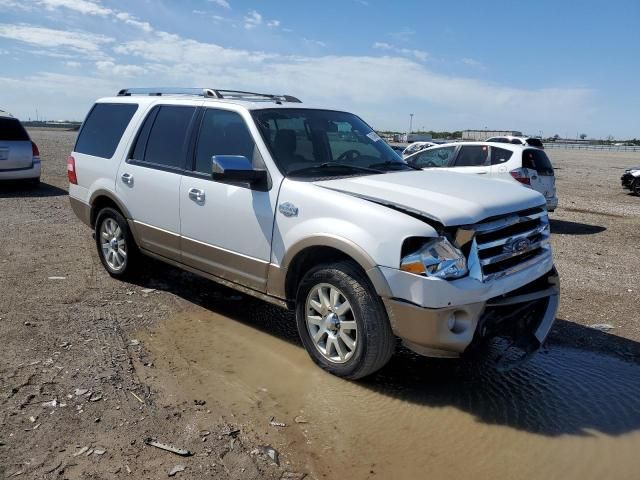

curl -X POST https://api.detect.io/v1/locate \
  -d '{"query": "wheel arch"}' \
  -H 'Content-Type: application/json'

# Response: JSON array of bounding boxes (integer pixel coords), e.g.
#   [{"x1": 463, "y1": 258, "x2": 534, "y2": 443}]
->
[
  {"x1": 271, "y1": 235, "x2": 393, "y2": 304},
  {"x1": 89, "y1": 190, "x2": 132, "y2": 228}
]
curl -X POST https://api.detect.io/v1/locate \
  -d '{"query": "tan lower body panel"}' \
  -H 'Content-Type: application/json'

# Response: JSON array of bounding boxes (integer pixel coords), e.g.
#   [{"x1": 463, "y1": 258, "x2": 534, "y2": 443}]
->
[
  {"x1": 131, "y1": 221, "x2": 181, "y2": 262},
  {"x1": 181, "y1": 237, "x2": 269, "y2": 292}
]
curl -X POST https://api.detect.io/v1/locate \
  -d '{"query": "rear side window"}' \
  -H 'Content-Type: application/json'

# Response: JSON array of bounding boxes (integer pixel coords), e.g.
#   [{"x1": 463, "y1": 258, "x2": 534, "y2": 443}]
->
[
  {"x1": 131, "y1": 105, "x2": 196, "y2": 169},
  {"x1": 0, "y1": 118, "x2": 29, "y2": 141},
  {"x1": 522, "y1": 149, "x2": 554, "y2": 175},
  {"x1": 510, "y1": 138, "x2": 523, "y2": 145},
  {"x1": 490, "y1": 147, "x2": 514, "y2": 165},
  {"x1": 75, "y1": 103, "x2": 138, "y2": 158},
  {"x1": 488, "y1": 137, "x2": 508, "y2": 144},
  {"x1": 194, "y1": 109, "x2": 257, "y2": 174},
  {"x1": 455, "y1": 145, "x2": 489, "y2": 167}
]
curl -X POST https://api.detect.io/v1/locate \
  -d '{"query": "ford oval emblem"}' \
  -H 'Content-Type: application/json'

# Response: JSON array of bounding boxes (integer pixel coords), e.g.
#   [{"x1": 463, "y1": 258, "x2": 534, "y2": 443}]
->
[
  {"x1": 279, "y1": 202, "x2": 299, "y2": 217},
  {"x1": 505, "y1": 237, "x2": 531, "y2": 253}
]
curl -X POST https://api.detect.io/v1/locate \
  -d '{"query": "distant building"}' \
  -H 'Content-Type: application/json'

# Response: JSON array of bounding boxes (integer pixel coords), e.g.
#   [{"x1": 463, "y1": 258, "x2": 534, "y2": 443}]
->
[{"x1": 462, "y1": 129, "x2": 522, "y2": 141}]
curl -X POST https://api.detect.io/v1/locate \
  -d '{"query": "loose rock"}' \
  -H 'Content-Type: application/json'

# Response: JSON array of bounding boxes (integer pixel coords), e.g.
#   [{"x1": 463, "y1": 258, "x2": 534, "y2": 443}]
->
[{"x1": 168, "y1": 465, "x2": 186, "y2": 477}]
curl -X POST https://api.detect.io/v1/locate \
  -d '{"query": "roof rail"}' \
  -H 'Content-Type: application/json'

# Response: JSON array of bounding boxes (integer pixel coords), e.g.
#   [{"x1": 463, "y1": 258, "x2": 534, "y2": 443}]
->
[{"x1": 116, "y1": 88, "x2": 302, "y2": 103}]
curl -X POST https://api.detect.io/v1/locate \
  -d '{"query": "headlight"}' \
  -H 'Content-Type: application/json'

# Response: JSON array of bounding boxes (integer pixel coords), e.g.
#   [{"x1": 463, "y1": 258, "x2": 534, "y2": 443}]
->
[{"x1": 400, "y1": 237, "x2": 468, "y2": 279}]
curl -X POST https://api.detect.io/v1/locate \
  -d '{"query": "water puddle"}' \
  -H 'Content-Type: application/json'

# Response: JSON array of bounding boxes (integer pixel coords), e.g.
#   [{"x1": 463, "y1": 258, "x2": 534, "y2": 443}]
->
[{"x1": 142, "y1": 299, "x2": 640, "y2": 479}]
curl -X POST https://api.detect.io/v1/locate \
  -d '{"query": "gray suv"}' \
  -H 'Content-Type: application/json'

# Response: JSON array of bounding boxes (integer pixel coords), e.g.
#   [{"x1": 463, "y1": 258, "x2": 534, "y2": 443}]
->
[{"x1": 0, "y1": 110, "x2": 41, "y2": 185}]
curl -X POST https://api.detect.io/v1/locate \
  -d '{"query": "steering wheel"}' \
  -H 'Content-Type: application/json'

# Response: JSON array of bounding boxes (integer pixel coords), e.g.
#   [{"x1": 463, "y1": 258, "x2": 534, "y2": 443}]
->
[{"x1": 336, "y1": 149, "x2": 361, "y2": 162}]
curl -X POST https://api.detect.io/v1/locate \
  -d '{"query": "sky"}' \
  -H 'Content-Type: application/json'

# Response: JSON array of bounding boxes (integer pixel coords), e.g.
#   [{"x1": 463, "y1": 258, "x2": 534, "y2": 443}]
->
[{"x1": 0, "y1": 0, "x2": 638, "y2": 138}]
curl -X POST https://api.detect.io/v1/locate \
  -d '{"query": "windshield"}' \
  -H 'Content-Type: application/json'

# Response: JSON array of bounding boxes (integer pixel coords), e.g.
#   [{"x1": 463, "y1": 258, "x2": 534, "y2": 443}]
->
[{"x1": 252, "y1": 109, "x2": 409, "y2": 177}]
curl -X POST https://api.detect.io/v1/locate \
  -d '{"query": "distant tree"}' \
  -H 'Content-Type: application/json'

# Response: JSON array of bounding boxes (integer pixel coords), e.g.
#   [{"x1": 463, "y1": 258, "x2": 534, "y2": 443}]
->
[
  {"x1": 606, "y1": 135, "x2": 614, "y2": 142},
  {"x1": 553, "y1": 134, "x2": 560, "y2": 140},
  {"x1": 579, "y1": 133, "x2": 588, "y2": 140}
]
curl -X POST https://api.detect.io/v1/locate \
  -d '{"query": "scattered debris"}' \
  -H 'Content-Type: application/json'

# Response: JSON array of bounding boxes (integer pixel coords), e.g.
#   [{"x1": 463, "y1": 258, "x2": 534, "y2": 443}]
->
[
  {"x1": 589, "y1": 323, "x2": 615, "y2": 332},
  {"x1": 73, "y1": 446, "x2": 89, "y2": 457},
  {"x1": 29, "y1": 416, "x2": 37, "y2": 423},
  {"x1": 144, "y1": 438, "x2": 193, "y2": 457},
  {"x1": 221, "y1": 425, "x2": 240, "y2": 437},
  {"x1": 294, "y1": 415, "x2": 308, "y2": 424},
  {"x1": 89, "y1": 393, "x2": 103, "y2": 402},
  {"x1": 48, "y1": 276, "x2": 66, "y2": 280},
  {"x1": 194, "y1": 399, "x2": 206, "y2": 406},
  {"x1": 94, "y1": 448, "x2": 106, "y2": 455},
  {"x1": 141, "y1": 288, "x2": 156, "y2": 294},
  {"x1": 168, "y1": 464, "x2": 186, "y2": 477},
  {"x1": 128, "y1": 339, "x2": 140, "y2": 347},
  {"x1": 74, "y1": 388, "x2": 88, "y2": 396},
  {"x1": 42, "y1": 399, "x2": 57, "y2": 408},
  {"x1": 270, "y1": 417, "x2": 287, "y2": 428},
  {"x1": 130, "y1": 391, "x2": 144, "y2": 404},
  {"x1": 281, "y1": 473, "x2": 306, "y2": 480},
  {"x1": 252, "y1": 445, "x2": 280, "y2": 466}
]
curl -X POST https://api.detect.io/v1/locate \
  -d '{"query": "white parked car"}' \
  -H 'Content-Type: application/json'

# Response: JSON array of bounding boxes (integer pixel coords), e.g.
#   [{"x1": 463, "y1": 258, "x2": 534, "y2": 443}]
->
[
  {"x1": 401, "y1": 141, "x2": 436, "y2": 158},
  {"x1": 69, "y1": 88, "x2": 559, "y2": 379},
  {"x1": 485, "y1": 135, "x2": 544, "y2": 149},
  {"x1": 405, "y1": 142, "x2": 558, "y2": 211},
  {"x1": 0, "y1": 110, "x2": 41, "y2": 185}
]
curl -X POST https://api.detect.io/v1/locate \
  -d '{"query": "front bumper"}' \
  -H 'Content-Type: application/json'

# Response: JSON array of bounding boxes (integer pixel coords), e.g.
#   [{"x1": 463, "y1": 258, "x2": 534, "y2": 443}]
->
[
  {"x1": 0, "y1": 162, "x2": 40, "y2": 180},
  {"x1": 380, "y1": 262, "x2": 559, "y2": 358},
  {"x1": 546, "y1": 196, "x2": 558, "y2": 211}
]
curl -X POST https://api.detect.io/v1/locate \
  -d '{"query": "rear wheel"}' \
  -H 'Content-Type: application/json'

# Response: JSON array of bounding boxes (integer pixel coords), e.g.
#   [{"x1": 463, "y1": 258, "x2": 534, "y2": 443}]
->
[
  {"x1": 295, "y1": 261, "x2": 395, "y2": 379},
  {"x1": 633, "y1": 179, "x2": 640, "y2": 196},
  {"x1": 95, "y1": 207, "x2": 140, "y2": 278}
]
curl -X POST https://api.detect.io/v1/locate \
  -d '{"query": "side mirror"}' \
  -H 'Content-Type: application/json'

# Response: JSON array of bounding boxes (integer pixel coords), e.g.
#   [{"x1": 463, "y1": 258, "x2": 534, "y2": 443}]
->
[{"x1": 211, "y1": 155, "x2": 267, "y2": 186}]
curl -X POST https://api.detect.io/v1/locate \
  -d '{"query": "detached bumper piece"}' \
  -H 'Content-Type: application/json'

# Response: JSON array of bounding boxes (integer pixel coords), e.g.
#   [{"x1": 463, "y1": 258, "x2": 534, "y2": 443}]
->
[{"x1": 467, "y1": 267, "x2": 560, "y2": 370}]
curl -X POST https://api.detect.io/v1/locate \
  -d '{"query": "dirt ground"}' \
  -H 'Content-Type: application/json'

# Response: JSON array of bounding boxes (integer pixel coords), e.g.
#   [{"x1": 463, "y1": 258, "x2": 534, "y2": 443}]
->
[{"x1": 1, "y1": 129, "x2": 639, "y2": 479}]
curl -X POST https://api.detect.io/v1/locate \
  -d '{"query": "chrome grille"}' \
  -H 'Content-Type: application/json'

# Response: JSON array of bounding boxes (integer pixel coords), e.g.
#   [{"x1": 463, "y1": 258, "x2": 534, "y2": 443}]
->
[{"x1": 461, "y1": 206, "x2": 551, "y2": 282}]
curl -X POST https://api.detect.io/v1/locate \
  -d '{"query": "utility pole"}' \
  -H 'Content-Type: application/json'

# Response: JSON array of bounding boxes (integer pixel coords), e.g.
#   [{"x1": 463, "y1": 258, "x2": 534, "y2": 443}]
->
[{"x1": 409, "y1": 113, "x2": 414, "y2": 134}]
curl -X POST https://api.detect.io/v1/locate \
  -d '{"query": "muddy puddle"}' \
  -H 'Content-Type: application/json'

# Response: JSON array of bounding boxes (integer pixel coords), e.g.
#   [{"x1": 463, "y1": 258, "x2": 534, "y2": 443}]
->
[{"x1": 141, "y1": 298, "x2": 640, "y2": 479}]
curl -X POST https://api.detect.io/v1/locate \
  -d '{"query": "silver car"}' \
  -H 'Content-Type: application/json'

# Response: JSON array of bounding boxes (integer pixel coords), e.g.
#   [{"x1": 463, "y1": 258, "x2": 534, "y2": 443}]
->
[{"x1": 0, "y1": 110, "x2": 41, "y2": 185}]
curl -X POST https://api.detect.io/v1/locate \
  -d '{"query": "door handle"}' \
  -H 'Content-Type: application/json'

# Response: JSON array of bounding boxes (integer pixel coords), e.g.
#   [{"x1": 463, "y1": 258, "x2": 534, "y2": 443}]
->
[
  {"x1": 476, "y1": 171, "x2": 488, "y2": 174},
  {"x1": 121, "y1": 173, "x2": 134, "y2": 185},
  {"x1": 188, "y1": 188, "x2": 205, "y2": 203}
]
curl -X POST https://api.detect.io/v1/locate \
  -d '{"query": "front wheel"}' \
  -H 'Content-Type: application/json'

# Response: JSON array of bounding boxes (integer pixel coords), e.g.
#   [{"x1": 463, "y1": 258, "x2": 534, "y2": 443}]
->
[
  {"x1": 95, "y1": 207, "x2": 140, "y2": 278},
  {"x1": 295, "y1": 261, "x2": 395, "y2": 379}
]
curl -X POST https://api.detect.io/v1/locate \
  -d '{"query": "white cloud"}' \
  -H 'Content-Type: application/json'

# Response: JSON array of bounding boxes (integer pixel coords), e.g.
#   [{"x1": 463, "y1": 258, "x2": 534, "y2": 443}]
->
[
  {"x1": 244, "y1": 10, "x2": 262, "y2": 29},
  {"x1": 36, "y1": 0, "x2": 112, "y2": 16},
  {"x1": 96, "y1": 60, "x2": 145, "y2": 76},
  {"x1": 461, "y1": 57, "x2": 484, "y2": 69},
  {"x1": 208, "y1": 0, "x2": 230, "y2": 8},
  {"x1": 114, "y1": 12, "x2": 153, "y2": 33},
  {"x1": 373, "y1": 42, "x2": 428, "y2": 62},
  {"x1": 0, "y1": 24, "x2": 113, "y2": 54},
  {"x1": 267, "y1": 20, "x2": 281, "y2": 28}
]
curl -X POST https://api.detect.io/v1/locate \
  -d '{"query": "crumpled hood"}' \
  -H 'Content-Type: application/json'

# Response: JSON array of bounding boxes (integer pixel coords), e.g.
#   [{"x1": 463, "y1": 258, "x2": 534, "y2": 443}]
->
[{"x1": 314, "y1": 170, "x2": 545, "y2": 226}]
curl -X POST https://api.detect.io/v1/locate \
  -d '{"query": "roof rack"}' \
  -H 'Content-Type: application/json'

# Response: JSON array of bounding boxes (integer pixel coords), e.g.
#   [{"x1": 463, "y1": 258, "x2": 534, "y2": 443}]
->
[{"x1": 116, "y1": 88, "x2": 302, "y2": 103}]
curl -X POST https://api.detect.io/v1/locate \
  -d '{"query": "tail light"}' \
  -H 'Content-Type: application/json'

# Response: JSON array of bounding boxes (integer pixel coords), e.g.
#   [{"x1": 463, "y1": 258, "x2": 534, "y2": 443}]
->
[
  {"x1": 67, "y1": 155, "x2": 78, "y2": 185},
  {"x1": 510, "y1": 168, "x2": 531, "y2": 185},
  {"x1": 32, "y1": 142, "x2": 40, "y2": 162}
]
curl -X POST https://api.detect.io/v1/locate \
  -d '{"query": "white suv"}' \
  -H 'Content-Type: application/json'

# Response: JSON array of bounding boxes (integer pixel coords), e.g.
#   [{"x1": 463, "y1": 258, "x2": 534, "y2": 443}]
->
[
  {"x1": 69, "y1": 88, "x2": 559, "y2": 379},
  {"x1": 405, "y1": 142, "x2": 558, "y2": 211}
]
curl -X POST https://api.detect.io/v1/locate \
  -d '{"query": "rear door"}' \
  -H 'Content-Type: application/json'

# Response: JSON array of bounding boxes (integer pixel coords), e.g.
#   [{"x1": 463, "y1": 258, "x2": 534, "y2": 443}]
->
[
  {"x1": 116, "y1": 104, "x2": 198, "y2": 261},
  {"x1": 0, "y1": 117, "x2": 32, "y2": 171},
  {"x1": 449, "y1": 144, "x2": 490, "y2": 175},
  {"x1": 522, "y1": 148, "x2": 556, "y2": 199}
]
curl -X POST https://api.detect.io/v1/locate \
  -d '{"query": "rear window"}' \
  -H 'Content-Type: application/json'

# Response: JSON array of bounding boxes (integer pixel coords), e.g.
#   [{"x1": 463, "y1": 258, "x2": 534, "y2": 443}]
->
[
  {"x1": 75, "y1": 103, "x2": 138, "y2": 159},
  {"x1": 522, "y1": 149, "x2": 554, "y2": 175},
  {"x1": 490, "y1": 147, "x2": 513, "y2": 165},
  {"x1": 0, "y1": 118, "x2": 30, "y2": 141}
]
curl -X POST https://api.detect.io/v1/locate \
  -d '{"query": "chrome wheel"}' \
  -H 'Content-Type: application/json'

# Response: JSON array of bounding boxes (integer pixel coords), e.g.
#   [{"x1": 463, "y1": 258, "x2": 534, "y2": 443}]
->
[
  {"x1": 305, "y1": 283, "x2": 357, "y2": 364},
  {"x1": 100, "y1": 217, "x2": 127, "y2": 272}
]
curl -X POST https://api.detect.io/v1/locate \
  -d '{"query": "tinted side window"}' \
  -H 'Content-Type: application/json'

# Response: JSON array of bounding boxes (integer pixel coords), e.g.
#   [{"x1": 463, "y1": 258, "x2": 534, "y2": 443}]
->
[
  {"x1": 522, "y1": 149, "x2": 554, "y2": 175},
  {"x1": 0, "y1": 118, "x2": 29, "y2": 141},
  {"x1": 490, "y1": 147, "x2": 514, "y2": 165},
  {"x1": 526, "y1": 138, "x2": 544, "y2": 148},
  {"x1": 143, "y1": 106, "x2": 196, "y2": 169},
  {"x1": 455, "y1": 145, "x2": 489, "y2": 167},
  {"x1": 130, "y1": 107, "x2": 159, "y2": 162},
  {"x1": 75, "y1": 103, "x2": 138, "y2": 158},
  {"x1": 194, "y1": 109, "x2": 258, "y2": 174},
  {"x1": 488, "y1": 137, "x2": 508, "y2": 144},
  {"x1": 409, "y1": 146, "x2": 456, "y2": 168}
]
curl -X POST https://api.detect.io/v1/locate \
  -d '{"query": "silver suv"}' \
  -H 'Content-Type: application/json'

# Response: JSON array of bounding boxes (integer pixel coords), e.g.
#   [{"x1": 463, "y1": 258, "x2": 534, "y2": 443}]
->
[
  {"x1": 0, "y1": 110, "x2": 41, "y2": 185},
  {"x1": 69, "y1": 88, "x2": 559, "y2": 379}
]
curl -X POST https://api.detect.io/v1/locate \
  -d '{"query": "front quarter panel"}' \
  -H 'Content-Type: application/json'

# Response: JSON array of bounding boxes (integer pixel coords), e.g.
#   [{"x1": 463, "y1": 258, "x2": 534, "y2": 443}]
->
[{"x1": 271, "y1": 178, "x2": 438, "y2": 271}]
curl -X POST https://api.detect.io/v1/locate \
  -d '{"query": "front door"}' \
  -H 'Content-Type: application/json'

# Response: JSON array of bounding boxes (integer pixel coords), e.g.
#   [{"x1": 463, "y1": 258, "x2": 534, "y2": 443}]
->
[
  {"x1": 179, "y1": 107, "x2": 278, "y2": 292},
  {"x1": 448, "y1": 144, "x2": 491, "y2": 175},
  {"x1": 116, "y1": 104, "x2": 198, "y2": 261}
]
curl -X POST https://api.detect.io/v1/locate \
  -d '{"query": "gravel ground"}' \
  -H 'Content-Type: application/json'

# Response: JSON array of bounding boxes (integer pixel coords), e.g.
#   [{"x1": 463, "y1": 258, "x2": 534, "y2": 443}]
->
[{"x1": 0, "y1": 129, "x2": 638, "y2": 478}]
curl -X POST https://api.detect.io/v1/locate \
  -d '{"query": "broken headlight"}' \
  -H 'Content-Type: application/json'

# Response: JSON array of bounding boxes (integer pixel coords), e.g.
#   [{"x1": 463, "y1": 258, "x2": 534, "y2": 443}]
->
[{"x1": 400, "y1": 237, "x2": 468, "y2": 279}]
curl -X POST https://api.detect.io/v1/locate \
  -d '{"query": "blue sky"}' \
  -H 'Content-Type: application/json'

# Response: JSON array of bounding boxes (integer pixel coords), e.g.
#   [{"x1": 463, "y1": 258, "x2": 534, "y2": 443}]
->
[{"x1": 0, "y1": 0, "x2": 638, "y2": 138}]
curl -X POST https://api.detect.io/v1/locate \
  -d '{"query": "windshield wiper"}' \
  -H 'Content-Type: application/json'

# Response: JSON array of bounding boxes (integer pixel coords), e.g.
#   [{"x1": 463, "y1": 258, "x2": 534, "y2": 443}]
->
[
  {"x1": 287, "y1": 162, "x2": 384, "y2": 176},
  {"x1": 368, "y1": 160, "x2": 421, "y2": 171}
]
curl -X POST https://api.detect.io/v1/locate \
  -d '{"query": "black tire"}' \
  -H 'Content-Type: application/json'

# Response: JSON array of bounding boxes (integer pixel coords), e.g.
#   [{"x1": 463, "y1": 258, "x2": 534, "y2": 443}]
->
[
  {"x1": 295, "y1": 260, "x2": 395, "y2": 379},
  {"x1": 633, "y1": 179, "x2": 640, "y2": 196},
  {"x1": 94, "y1": 207, "x2": 140, "y2": 279}
]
